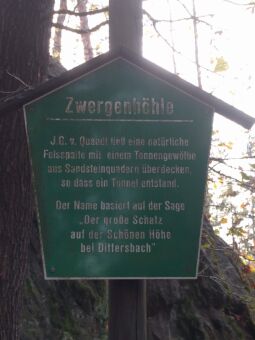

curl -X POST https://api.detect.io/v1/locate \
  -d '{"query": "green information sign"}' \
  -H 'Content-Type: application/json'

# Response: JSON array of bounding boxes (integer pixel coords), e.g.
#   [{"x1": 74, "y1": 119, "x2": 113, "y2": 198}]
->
[{"x1": 24, "y1": 55, "x2": 213, "y2": 279}]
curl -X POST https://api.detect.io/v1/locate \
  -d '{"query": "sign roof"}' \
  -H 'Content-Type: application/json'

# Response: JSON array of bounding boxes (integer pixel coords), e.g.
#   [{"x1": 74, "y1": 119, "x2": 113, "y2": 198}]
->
[{"x1": 0, "y1": 47, "x2": 254, "y2": 129}]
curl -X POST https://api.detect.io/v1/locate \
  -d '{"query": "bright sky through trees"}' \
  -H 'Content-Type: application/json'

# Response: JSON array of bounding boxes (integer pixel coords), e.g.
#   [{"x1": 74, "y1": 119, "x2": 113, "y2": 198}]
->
[
  {"x1": 54, "y1": 1, "x2": 255, "y2": 118},
  {"x1": 51, "y1": 0, "x2": 255, "y2": 250}
]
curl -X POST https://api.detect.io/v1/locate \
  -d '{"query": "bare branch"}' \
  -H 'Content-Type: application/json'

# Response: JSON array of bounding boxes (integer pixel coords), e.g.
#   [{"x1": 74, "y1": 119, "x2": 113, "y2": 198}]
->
[
  {"x1": 223, "y1": 0, "x2": 254, "y2": 6},
  {"x1": 52, "y1": 20, "x2": 108, "y2": 35},
  {"x1": 0, "y1": 71, "x2": 36, "y2": 101},
  {"x1": 0, "y1": 89, "x2": 21, "y2": 95},
  {"x1": 143, "y1": 9, "x2": 171, "y2": 24},
  {"x1": 6, "y1": 71, "x2": 31, "y2": 88},
  {"x1": 54, "y1": 6, "x2": 109, "y2": 17},
  {"x1": 209, "y1": 166, "x2": 254, "y2": 192},
  {"x1": 143, "y1": 9, "x2": 212, "y2": 26},
  {"x1": 210, "y1": 159, "x2": 255, "y2": 174},
  {"x1": 210, "y1": 156, "x2": 255, "y2": 161},
  {"x1": 143, "y1": 10, "x2": 215, "y2": 76},
  {"x1": 167, "y1": 0, "x2": 177, "y2": 73},
  {"x1": 176, "y1": 0, "x2": 192, "y2": 16}
]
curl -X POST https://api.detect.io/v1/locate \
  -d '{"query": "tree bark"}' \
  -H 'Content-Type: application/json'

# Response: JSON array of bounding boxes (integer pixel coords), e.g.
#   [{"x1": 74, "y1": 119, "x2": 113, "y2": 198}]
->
[
  {"x1": 0, "y1": 1, "x2": 54, "y2": 338},
  {"x1": 52, "y1": 0, "x2": 67, "y2": 61},
  {"x1": 77, "y1": 0, "x2": 94, "y2": 61}
]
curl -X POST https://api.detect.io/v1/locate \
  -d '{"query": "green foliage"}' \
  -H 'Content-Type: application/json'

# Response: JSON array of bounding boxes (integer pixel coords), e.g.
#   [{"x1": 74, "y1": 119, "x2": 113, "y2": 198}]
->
[
  {"x1": 213, "y1": 56, "x2": 229, "y2": 73},
  {"x1": 207, "y1": 123, "x2": 255, "y2": 263},
  {"x1": 240, "y1": 171, "x2": 251, "y2": 181},
  {"x1": 227, "y1": 226, "x2": 246, "y2": 238}
]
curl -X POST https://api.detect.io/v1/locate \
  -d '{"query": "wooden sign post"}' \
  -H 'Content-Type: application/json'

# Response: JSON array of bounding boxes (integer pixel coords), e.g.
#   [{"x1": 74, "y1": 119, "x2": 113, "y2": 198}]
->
[
  {"x1": 108, "y1": 1, "x2": 147, "y2": 339},
  {"x1": 109, "y1": 280, "x2": 147, "y2": 340}
]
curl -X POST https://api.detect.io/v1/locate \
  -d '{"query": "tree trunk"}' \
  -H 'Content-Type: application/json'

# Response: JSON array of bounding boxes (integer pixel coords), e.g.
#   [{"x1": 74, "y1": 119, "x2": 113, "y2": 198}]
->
[
  {"x1": 192, "y1": 0, "x2": 202, "y2": 88},
  {"x1": 0, "y1": 1, "x2": 54, "y2": 338},
  {"x1": 52, "y1": 0, "x2": 67, "y2": 61},
  {"x1": 77, "y1": 0, "x2": 94, "y2": 61}
]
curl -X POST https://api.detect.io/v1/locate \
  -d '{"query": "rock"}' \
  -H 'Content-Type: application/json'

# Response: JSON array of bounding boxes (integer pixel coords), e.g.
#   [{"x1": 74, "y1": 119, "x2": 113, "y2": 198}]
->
[
  {"x1": 147, "y1": 218, "x2": 255, "y2": 339},
  {"x1": 20, "y1": 220, "x2": 108, "y2": 340}
]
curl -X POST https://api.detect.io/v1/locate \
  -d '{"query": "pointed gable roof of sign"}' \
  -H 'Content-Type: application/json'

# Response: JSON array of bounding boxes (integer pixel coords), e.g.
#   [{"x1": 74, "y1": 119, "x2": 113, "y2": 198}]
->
[{"x1": 0, "y1": 47, "x2": 254, "y2": 129}]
